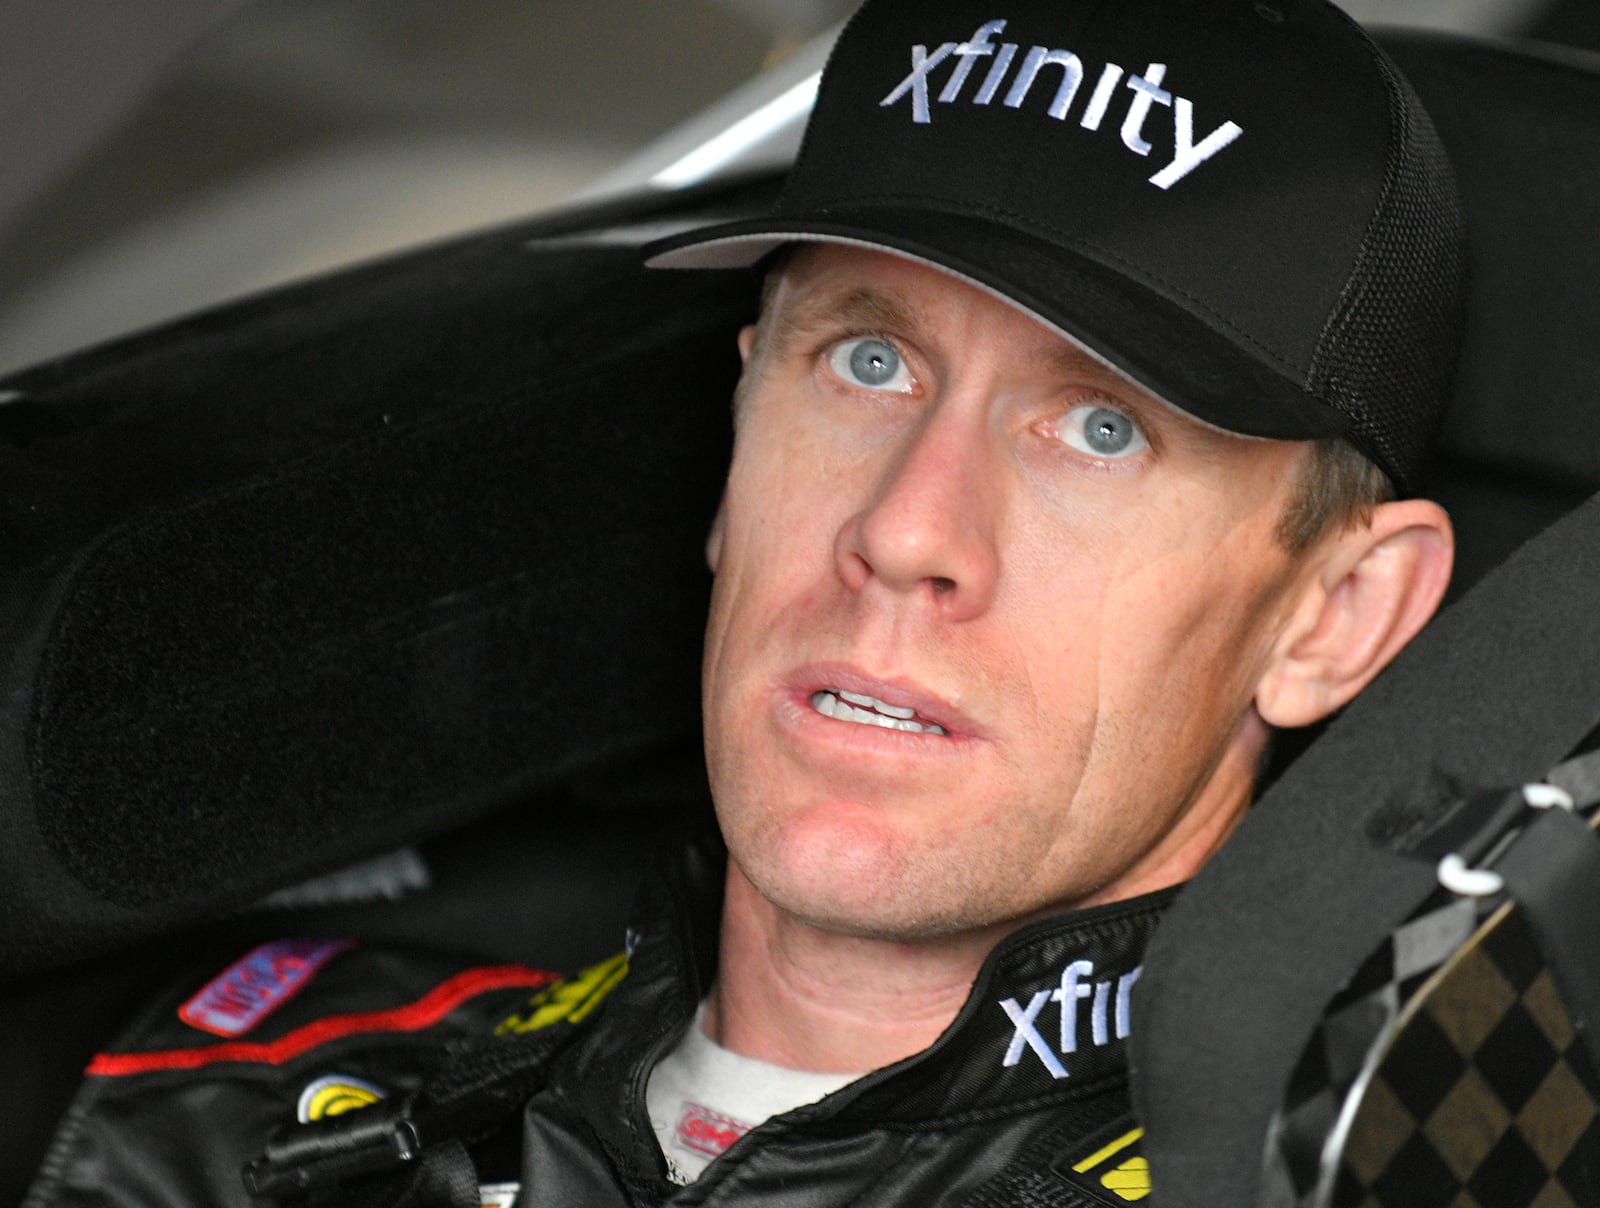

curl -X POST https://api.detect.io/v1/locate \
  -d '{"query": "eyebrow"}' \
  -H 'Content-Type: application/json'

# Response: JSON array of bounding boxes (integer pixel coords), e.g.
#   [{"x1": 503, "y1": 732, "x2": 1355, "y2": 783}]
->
[
  {"x1": 1043, "y1": 339, "x2": 1127, "y2": 390},
  {"x1": 765, "y1": 284, "x2": 930, "y2": 359}
]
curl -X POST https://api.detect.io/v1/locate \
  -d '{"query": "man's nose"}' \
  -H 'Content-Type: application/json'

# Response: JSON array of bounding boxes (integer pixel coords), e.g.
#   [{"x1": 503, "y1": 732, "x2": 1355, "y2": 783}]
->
[{"x1": 833, "y1": 401, "x2": 1001, "y2": 620}]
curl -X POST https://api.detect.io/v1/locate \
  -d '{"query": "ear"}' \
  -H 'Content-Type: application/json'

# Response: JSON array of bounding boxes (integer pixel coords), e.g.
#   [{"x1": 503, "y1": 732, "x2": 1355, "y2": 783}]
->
[
  {"x1": 706, "y1": 497, "x2": 728, "y2": 572},
  {"x1": 1255, "y1": 500, "x2": 1454, "y2": 729},
  {"x1": 708, "y1": 325, "x2": 756, "y2": 575}
]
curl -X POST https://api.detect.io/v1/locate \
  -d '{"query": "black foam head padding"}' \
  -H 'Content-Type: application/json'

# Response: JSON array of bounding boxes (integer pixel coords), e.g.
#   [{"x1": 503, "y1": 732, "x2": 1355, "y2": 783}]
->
[
  {"x1": 0, "y1": 180, "x2": 771, "y2": 978},
  {"x1": 1389, "y1": 35, "x2": 1600, "y2": 488},
  {"x1": 1387, "y1": 34, "x2": 1600, "y2": 592},
  {"x1": 1133, "y1": 34, "x2": 1600, "y2": 1205}
]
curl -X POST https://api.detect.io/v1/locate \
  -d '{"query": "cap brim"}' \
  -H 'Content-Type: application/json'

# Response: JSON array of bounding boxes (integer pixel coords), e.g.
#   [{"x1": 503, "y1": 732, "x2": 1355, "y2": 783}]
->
[{"x1": 645, "y1": 207, "x2": 1349, "y2": 445}]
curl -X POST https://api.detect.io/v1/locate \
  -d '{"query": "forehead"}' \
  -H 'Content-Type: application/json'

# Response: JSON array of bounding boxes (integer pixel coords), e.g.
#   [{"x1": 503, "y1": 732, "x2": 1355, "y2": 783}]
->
[{"x1": 769, "y1": 242, "x2": 1070, "y2": 349}]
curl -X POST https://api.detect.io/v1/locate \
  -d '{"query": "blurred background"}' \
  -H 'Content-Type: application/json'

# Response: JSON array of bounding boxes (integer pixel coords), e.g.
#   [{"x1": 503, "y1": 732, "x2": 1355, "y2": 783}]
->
[{"x1": 0, "y1": 0, "x2": 1595, "y2": 378}]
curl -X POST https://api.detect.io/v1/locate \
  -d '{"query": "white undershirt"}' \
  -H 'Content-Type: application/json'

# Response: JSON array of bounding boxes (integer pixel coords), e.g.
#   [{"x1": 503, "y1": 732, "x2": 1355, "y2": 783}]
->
[{"x1": 645, "y1": 1003, "x2": 862, "y2": 1184}]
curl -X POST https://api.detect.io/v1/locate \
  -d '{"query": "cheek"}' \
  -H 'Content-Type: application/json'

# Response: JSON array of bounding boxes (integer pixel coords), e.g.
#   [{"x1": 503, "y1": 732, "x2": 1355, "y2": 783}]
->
[
  {"x1": 701, "y1": 437, "x2": 849, "y2": 692},
  {"x1": 709, "y1": 396, "x2": 892, "y2": 603},
  {"x1": 1094, "y1": 529, "x2": 1297, "y2": 756},
  {"x1": 1010, "y1": 494, "x2": 1293, "y2": 773},
  {"x1": 984, "y1": 518, "x2": 1117, "y2": 774}
]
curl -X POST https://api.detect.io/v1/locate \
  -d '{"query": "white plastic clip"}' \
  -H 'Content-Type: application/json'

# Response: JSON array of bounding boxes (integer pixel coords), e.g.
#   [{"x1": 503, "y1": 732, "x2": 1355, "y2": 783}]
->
[
  {"x1": 1523, "y1": 783, "x2": 1576, "y2": 811},
  {"x1": 1437, "y1": 853, "x2": 1505, "y2": 898}
]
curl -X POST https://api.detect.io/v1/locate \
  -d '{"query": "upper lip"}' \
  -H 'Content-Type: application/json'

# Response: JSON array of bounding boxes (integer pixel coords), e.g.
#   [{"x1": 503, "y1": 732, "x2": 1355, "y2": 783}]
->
[{"x1": 790, "y1": 662, "x2": 981, "y2": 739}]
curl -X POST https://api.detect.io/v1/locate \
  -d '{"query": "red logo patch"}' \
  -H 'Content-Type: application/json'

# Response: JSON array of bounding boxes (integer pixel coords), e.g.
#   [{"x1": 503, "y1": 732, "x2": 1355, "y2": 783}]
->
[
  {"x1": 179, "y1": 939, "x2": 352, "y2": 1037},
  {"x1": 675, "y1": 1103, "x2": 749, "y2": 1158}
]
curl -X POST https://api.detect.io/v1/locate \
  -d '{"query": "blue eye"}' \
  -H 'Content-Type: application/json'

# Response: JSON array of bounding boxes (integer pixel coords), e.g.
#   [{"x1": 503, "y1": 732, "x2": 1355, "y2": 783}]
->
[
  {"x1": 828, "y1": 339, "x2": 914, "y2": 393},
  {"x1": 1058, "y1": 404, "x2": 1148, "y2": 459}
]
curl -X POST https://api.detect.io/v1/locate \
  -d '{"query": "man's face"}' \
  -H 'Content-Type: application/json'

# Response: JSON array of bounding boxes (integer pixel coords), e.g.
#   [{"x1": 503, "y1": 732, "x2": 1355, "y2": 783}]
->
[{"x1": 703, "y1": 245, "x2": 1323, "y2": 941}]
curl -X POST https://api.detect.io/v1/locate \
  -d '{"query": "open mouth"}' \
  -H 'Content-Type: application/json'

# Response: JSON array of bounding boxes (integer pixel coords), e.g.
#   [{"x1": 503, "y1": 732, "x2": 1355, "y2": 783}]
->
[{"x1": 809, "y1": 689, "x2": 949, "y2": 736}]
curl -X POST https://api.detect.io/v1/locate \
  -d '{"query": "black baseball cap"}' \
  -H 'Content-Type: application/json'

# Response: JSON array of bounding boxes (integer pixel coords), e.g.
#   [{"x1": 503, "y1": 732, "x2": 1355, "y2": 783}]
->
[{"x1": 646, "y1": 0, "x2": 1468, "y2": 494}]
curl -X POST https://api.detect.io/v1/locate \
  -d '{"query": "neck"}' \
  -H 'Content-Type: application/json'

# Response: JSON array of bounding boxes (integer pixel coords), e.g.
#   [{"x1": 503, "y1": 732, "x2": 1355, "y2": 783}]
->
[{"x1": 706, "y1": 866, "x2": 1010, "y2": 1074}]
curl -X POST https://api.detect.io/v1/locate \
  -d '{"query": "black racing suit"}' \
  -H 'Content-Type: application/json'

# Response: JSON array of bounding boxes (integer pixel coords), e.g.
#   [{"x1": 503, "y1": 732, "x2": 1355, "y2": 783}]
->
[{"x1": 26, "y1": 842, "x2": 1171, "y2": 1208}]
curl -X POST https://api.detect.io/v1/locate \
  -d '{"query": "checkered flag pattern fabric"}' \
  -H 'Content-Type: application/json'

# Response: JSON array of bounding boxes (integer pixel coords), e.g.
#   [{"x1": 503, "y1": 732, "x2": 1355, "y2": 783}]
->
[
  {"x1": 1261, "y1": 893, "x2": 1494, "y2": 1205},
  {"x1": 1334, "y1": 905, "x2": 1600, "y2": 1206}
]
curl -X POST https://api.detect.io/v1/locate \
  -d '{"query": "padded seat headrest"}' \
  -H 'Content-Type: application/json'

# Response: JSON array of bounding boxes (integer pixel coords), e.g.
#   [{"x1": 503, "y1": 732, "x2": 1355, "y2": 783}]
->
[{"x1": 0, "y1": 182, "x2": 767, "y2": 977}]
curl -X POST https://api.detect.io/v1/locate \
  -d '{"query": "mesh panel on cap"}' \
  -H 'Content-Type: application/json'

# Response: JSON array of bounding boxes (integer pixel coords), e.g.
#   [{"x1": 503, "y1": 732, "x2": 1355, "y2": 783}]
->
[{"x1": 1308, "y1": 48, "x2": 1468, "y2": 493}]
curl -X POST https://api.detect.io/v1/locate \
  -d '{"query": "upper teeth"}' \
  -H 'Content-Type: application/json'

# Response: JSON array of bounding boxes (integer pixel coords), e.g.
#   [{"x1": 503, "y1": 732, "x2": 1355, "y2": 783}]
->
[
  {"x1": 810, "y1": 690, "x2": 948, "y2": 735},
  {"x1": 839, "y1": 689, "x2": 915, "y2": 718}
]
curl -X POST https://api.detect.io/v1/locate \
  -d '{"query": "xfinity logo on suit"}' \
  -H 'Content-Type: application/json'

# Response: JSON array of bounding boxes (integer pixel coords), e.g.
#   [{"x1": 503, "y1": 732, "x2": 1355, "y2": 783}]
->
[
  {"x1": 880, "y1": 18, "x2": 1245, "y2": 188},
  {"x1": 1000, "y1": 960, "x2": 1143, "y2": 1080}
]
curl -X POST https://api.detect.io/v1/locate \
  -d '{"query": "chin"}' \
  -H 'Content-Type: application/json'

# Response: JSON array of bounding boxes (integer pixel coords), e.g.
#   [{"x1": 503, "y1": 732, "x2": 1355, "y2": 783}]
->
[
  {"x1": 732, "y1": 804, "x2": 1012, "y2": 941},
  {"x1": 766, "y1": 879, "x2": 986, "y2": 942}
]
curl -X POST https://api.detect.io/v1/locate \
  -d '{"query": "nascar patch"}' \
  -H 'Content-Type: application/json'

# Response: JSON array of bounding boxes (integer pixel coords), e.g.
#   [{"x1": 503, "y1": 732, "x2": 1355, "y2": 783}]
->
[
  {"x1": 1056, "y1": 1122, "x2": 1150, "y2": 1204},
  {"x1": 179, "y1": 939, "x2": 352, "y2": 1038}
]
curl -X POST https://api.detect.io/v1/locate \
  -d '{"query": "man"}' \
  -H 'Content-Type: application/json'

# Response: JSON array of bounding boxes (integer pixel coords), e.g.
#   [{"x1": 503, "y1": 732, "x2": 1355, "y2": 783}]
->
[{"x1": 27, "y1": 0, "x2": 1465, "y2": 1204}]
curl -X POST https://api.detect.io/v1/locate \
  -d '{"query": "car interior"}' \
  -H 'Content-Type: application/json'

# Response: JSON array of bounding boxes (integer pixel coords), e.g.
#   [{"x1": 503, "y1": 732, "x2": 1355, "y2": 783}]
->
[{"x1": 0, "y1": 25, "x2": 1597, "y2": 1208}]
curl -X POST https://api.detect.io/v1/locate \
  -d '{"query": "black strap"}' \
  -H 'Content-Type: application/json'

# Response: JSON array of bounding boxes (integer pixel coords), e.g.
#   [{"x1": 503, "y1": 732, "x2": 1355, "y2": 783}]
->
[
  {"x1": 390, "y1": 1140, "x2": 481, "y2": 1208},
  {"x1": 1493, "y1": 804, "x2": 1600, "y2": 1079},
  {"x1": 243, "y1": 1102, "x2": 425, "y2": 1199},
  {"x1": 1549, "y1": 747, "x2": 1600, "y2": 806}
]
